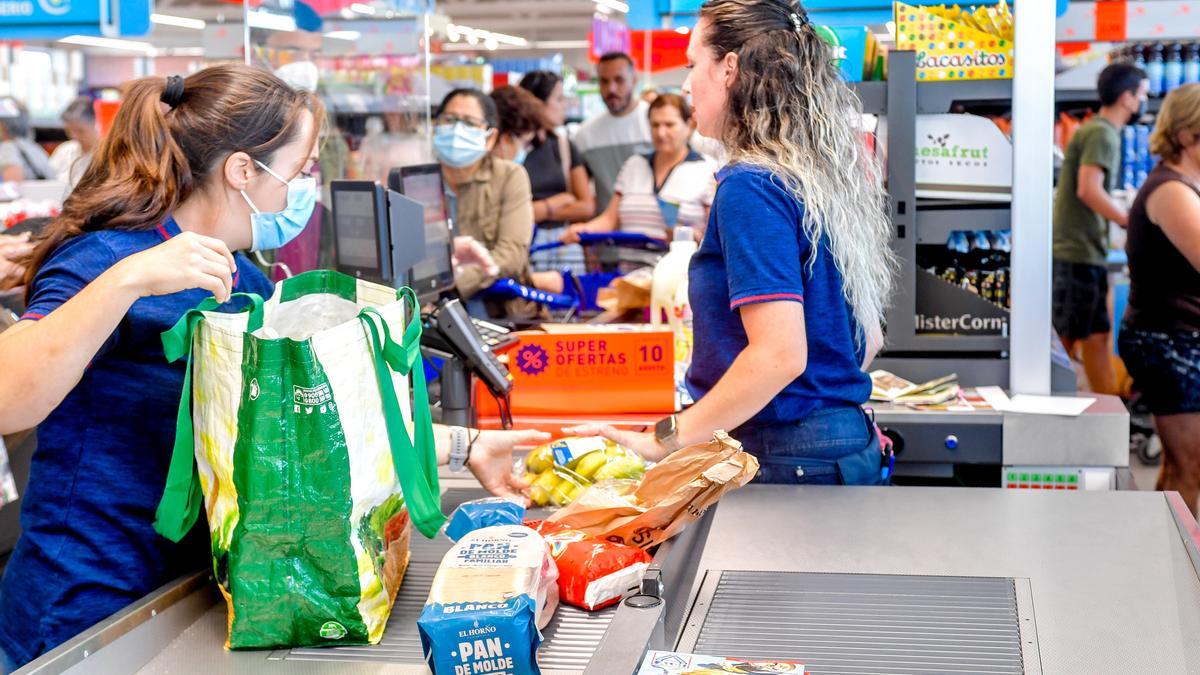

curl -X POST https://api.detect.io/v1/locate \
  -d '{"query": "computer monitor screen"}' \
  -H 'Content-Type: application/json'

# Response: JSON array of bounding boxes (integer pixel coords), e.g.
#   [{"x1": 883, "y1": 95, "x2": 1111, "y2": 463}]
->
[
  {"x1": 332, "y1": 188, "x2": 381, "y2": 269},
  {"x1": 395, "y1": 165, "x2": 455, "y2": 297}
]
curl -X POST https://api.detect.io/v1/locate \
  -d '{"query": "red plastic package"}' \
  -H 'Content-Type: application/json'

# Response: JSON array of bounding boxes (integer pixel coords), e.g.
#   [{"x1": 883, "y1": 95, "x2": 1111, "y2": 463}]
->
[{"x1": 526, "y1": 520, "x2": 652, "y2": 611}]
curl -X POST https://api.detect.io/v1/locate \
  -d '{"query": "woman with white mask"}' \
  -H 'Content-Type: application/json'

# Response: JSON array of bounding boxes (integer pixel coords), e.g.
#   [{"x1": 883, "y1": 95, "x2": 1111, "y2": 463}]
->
[{"x1": 433, "y1": 88, "x2": 538, "y2": 319}]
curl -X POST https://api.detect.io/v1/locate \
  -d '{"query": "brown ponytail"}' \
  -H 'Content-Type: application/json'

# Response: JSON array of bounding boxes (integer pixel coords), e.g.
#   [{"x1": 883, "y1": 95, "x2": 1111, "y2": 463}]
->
[{"x1": 20, "y1": 63, "x2": 322, "y2": 292}]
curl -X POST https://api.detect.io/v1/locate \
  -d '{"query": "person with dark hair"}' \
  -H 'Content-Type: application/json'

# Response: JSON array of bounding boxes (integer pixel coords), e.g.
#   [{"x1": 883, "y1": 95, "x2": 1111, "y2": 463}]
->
[
  {"x1": 1053, "y1": 62, "x2": 1148, "y2": 395},
  {"x1": 489, "y1": 85, "x2": 546, "y2": 164},
  {"x1": 566, "y1": 93, "x2": 715, "y2": 246},
  {"x1": 1119, "y1": 83, "x2": 1200, "y2": 515},
  {"x1": 517, "y1": 70, "x2": 595, "y2": 279},
  {"x1": 48, "y1": 96, "x2": 100, "y2": 188},
  {"x1": 0, "y1": 98, "x2": 52, "y2": 182},
  {"x1": 569, "y1": 0, "x2": 894, "y2": 486},
  {"x1": 433, "y1": 88, "x2": 537, "y2": 319},
  {"x1": 0, "y1": 68, "x2": 541, "y2": 669},
  {"x1": 574, "y1": 52, "x2": 653, "y2": 213}
]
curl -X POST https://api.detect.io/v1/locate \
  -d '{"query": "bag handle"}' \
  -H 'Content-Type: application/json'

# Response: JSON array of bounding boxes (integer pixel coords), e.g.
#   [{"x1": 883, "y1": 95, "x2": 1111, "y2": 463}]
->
[
  {"x1": 358, "y1": 288, "x2": 446, "y2": 538},
  {"x1": 154, "y1": 293, "x2": 265, "y2": 542}
]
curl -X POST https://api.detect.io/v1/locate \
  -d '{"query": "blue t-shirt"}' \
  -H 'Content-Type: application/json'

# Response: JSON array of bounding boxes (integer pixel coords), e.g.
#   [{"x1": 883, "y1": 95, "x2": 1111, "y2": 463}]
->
[
  {"x1": 686, "y1": 164, "x2": 870, "y2": 427},
  {"x1": 0, "y1": 217, "x2": 272, "y2": 667}
]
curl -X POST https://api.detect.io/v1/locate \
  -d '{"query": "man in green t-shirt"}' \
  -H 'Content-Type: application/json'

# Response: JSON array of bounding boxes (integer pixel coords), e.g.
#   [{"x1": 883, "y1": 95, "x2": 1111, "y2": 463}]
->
[{"x1": 1053, "y1": 63, "x2": 1147, "y2": 395}]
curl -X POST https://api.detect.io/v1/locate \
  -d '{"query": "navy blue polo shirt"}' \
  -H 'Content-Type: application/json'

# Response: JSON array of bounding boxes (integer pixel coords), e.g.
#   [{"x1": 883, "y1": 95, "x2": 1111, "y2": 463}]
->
[
  {"x1": 686, "y1": 164, "x2": 870, "y2": 427},
  {"x1": 0, "y1": 217, "x2": 272, "y2": 668}
]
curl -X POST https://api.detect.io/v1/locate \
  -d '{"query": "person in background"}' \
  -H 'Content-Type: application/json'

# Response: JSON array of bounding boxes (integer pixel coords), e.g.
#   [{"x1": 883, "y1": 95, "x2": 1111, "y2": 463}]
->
[
  {"x1": 641, "y1": 89, "x2": 660, "y2": 105},
  {"x1": 571, "y1": 0, "x2": 893, "y2": 486},
  {"x1": 433, "y1": 88, "x2": 538, "y2": 319},
  {"x1": 48, "y1": 97, "x2": 99, "y2": 189},
  {"x1": 0, "y1": 66, "x2": 543, "y2": 669},
  {"x1": 1053, "y1": 63, "x2": 1148, "y2": 395},
  {"x1": 489, "y1": 85, "x2": 545, "y2": 165},
  {"x1": 1119, "y1": 84, "x2": 1200, "y2": 516},
  {"x1": 519, "y1": 70, "x2": 594, "y2": 283},
  {"x1": 0, "y1": 98, "x2": 53, "y2": 182},
  {"x1": 573, "y1": 52, "x2": 653, "y2": 214},
  {"x1": 0, "y1": 232, "x2": 32, "y2": 288},
  {"x1": 566, "y1": 94, "x2": 716, "y2": 247}
]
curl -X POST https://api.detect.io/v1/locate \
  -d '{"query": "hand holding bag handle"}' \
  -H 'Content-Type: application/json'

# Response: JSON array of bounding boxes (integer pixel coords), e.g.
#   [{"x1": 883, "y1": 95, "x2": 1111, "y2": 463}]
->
[
  {"x1": 155, "y1": 293, "x2": 265, "y2": 542},
  {"x1": 358, "y1": 288, "x2": 446, "y2": 538}
]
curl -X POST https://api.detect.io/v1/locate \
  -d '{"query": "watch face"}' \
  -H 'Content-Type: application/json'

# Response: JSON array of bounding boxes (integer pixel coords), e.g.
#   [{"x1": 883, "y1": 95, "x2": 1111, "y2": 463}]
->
[{"x1": 655, "y1": 415, "x2": 676, "y2": 440}]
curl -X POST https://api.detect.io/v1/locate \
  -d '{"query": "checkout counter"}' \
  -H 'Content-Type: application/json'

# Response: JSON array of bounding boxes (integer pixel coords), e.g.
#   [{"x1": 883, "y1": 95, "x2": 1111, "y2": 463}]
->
[
  {"x1": 18, "y1": 477, "x2": 1200, "y2": 673},
  {"x1": 5, "y1": 169, "x2": 1178, "y2": 673}
]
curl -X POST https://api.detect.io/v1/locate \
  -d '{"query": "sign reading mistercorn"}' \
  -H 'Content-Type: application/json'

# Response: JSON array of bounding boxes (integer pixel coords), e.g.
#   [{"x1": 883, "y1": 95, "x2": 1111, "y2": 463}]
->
[{"x1": 895, "y1": 1, "x2": 1015, "y2": 81}]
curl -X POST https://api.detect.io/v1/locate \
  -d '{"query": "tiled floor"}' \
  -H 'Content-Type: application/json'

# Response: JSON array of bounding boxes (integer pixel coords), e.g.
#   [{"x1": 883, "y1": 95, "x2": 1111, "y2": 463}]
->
[{"x1": 1130, "y1": 450, "x2": 1161, "y2": 491}]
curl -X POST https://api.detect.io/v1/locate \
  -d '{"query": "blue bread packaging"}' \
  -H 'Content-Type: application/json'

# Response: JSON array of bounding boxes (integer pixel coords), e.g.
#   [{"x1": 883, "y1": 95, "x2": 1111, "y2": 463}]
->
[
  {"x1": 444, "y1": 497, "x2": 526, "y2": 543},
  {"x1": 418, "y1": 525, "x2": 560, "y2": 674}
]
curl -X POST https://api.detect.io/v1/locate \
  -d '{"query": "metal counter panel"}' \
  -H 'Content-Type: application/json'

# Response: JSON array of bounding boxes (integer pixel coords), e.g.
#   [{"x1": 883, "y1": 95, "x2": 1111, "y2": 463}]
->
[{"x1": 693, "y1": 486, "x2": 1200, "y2": 673}]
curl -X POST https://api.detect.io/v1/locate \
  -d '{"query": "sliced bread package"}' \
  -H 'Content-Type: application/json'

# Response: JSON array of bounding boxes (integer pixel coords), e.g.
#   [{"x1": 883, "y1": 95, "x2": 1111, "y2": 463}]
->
[{"x1": 418, "y1": 525, "x2": 559, "y2": 675}]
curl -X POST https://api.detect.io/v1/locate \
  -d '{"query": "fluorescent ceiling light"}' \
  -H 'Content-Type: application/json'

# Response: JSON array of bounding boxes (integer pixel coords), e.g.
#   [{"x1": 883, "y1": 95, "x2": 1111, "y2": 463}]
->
[
  {"x1": 161, "y1": 47, "x2": 206, "y2": 56},
  {"x1": 534, "y1": 40, "x2": 589, "y2": 49},
  {"x1": 324, "y1": 30, "x2": 361, "y2": 41},
  {"x1": 151, "y1": 13, "x2": 206, "y2": 30},
  {"x1": 350, "y1": 3, "x2": 375, "y2": 15},
  {"x1": 58, "y1": 35, "x2": 156, "y2": 54},
  {"x1": 247, "y1": 9, "x2": 297, "y2": 32},
  {"x1": 595, "y1": 0, "x2": 629, "y2": 13},
  {"x1": 445, "y1": 22, "x2": 526, "y2": 47},
  {"x1": 675, "y1": 26, "x2": 690, "y2": 34}
]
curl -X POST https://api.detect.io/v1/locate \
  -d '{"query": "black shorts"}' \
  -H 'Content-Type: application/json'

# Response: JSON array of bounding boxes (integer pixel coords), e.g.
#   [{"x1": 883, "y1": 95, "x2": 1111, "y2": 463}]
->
[
  {"x1": 1118, "y1": 327, "x2": 1200, "y2": 415},
  {"x1": 1052, "y1": 260, "x2": 1110, "y2": 341}
]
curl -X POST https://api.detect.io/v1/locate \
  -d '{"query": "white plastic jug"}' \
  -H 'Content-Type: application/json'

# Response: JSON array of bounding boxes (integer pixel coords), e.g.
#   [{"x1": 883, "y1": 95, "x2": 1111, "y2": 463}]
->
[
  {"x1": 650, "y1": 226, "x2": 698, "y2": 328},
  {"x1": 651, "y1": 227, "x2": 697, "y2": 403}
]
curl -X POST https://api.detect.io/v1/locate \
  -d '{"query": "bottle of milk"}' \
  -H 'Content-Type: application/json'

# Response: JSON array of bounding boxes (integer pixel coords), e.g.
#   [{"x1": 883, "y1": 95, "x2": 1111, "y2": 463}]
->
[{"x1": 651, "y1": 227, "x2": 698, "y2": 403}]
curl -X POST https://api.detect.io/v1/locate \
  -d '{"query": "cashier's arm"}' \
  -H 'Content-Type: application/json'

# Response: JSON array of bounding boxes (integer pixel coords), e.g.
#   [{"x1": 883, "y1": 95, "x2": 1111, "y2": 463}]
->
[{"x1": 676, "y1": 301, "x2": 807, "y2": 446}]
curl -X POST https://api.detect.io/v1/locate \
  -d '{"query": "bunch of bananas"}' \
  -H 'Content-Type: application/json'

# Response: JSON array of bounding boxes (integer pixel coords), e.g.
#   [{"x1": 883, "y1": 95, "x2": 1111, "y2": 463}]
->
[{"x1": 521, "y1": 437, "x2": 647, "y2": 507}]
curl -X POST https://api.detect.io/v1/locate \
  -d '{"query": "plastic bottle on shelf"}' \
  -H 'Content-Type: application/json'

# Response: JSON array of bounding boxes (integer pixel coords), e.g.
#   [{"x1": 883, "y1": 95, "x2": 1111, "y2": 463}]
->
[
  {"x1": 1166, "y1": 43, "x2": 1184, "y2": 93},
  {"x1": 1185, "y1": 44, "x2": 1200, "y2": 85},
  {"x1": 1133, "y1": 43, "x2": 1148, "y2": 71},
  {"x1": 1147, "y1": 43, "x2": 1166, "y2": 97}
]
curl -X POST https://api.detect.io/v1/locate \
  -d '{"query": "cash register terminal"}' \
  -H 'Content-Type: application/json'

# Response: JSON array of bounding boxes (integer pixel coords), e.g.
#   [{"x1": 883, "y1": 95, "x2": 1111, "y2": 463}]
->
[{"x1": 331, "y1": 166, "x2": 514, "y2": 427}]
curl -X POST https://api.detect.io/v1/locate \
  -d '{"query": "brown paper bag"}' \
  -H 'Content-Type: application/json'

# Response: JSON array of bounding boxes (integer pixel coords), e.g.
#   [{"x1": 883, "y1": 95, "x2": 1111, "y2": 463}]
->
[{"x1": 546, "y1": 431, "x2": 759, "y2": 548}]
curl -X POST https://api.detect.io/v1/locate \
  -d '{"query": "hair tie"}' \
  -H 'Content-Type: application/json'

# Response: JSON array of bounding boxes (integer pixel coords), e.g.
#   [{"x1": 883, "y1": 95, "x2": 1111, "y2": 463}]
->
[{"x1": 161, "y1": 75, "x2": 185, "y2": 109}]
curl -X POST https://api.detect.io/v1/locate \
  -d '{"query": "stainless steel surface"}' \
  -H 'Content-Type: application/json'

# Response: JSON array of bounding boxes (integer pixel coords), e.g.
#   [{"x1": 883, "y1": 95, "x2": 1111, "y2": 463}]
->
[
  {"x1": 1003, "y1": 394, "x2": 1129, "y2": 467},
  {"x1": 695, "y1": 486, "x2": 1200, "y2": 673},
  {"x1": 677, "y1": 571, "x2": 1032, "y2": 675}
]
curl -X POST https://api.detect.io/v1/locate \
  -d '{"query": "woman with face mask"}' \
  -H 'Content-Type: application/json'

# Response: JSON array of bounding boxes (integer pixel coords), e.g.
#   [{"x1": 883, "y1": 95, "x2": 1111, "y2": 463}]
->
[
  {"x1": 0, "y1": 66, "x2": 542, "y2": 669},
  {"x1": 434, "y1": 88, "x2": 539, "y2": 319},
  {"x1": 570, "y1": 0, "x2": 895, "y2": 486}
]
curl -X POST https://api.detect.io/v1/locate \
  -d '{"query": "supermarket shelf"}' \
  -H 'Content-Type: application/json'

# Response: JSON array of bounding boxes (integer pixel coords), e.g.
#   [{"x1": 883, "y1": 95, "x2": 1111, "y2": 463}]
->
[
  {"x1": 852, "y1": 77, "x2": 1014, "y2": 116},
  {"x1": 916, "y1": 205, "x2": 1011, "y2": 244}
]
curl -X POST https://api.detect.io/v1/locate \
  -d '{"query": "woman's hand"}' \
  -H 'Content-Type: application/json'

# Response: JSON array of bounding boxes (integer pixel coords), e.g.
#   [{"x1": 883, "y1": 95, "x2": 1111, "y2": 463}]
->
[
  {"x1": 563, "y1": 424, "x2": 672, "y2": 463},
  {"x1": 453, "y1": 236, "x2": 500, "y2": 277},
  {"x1": 561, "y1": 224, "x2": 589, "y2": 244},
  {"x1": 468, "y1": 429, "x2": 552, "y2": 500},
  {"x1": 0, "y1": 232, "x2": 33, "y2": 285},
  {"x1": 111, "y1": 231, "x2": 237, "y2": 303}
]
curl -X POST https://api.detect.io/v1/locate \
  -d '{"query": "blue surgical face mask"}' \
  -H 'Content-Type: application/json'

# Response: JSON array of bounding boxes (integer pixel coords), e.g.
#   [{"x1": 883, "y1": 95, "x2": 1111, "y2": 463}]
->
[
  {"x1": 434, "y1": 122, "x2": 491, "y2": 168},
  {"x1": 241, "y1": 160, "x2": 318, "y2": 252},
  {"x1": 513, "y1": 144, "x2": 528, "y2": 165}
]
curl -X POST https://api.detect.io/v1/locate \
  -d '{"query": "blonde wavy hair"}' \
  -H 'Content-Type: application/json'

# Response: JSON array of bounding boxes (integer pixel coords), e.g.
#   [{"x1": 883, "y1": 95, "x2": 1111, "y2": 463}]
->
[
  {"x1": 1151, "y1": 83, "x2": 1200, "y2": 163},
  {"x1": 699, "y1": 0, "x2": 895, "y2": 341}
]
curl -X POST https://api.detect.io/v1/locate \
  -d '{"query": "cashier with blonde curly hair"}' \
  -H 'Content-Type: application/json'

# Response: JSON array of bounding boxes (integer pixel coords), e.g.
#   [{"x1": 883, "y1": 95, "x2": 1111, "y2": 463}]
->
[{"x1": 573, "y1": 0, "x2": 894, "y2": 486}]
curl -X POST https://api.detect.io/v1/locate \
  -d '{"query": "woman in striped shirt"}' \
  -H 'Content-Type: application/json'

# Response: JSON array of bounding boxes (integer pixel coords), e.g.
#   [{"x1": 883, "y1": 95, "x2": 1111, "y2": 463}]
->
[{"x1": 564, "y1": 94, "x2": 716, "y2": 247}]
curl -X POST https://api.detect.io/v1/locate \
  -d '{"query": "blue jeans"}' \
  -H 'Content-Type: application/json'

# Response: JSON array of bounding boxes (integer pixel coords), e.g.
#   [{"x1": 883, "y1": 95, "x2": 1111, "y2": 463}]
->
[{"x1": 733, "y1": 406, "x2": 888, "y2": 486}]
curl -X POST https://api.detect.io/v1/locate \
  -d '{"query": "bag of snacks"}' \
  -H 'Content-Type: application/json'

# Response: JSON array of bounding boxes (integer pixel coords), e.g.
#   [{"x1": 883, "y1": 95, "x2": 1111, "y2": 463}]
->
[{"x1": 528, "y1": 520, "x2": 652, "y2": 611}]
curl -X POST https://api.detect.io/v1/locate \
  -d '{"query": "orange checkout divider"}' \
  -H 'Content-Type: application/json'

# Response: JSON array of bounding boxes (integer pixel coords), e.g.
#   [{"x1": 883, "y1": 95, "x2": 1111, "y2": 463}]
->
[{"x1": 475, "y1": 324, "x2": 676, "y2": 433}]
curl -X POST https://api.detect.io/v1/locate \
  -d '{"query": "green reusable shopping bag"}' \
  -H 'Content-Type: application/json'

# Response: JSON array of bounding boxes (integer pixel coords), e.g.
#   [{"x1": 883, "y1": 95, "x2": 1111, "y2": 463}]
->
[{"x1": 153, "y1": 270, "x2": 447, "y2": 649}]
